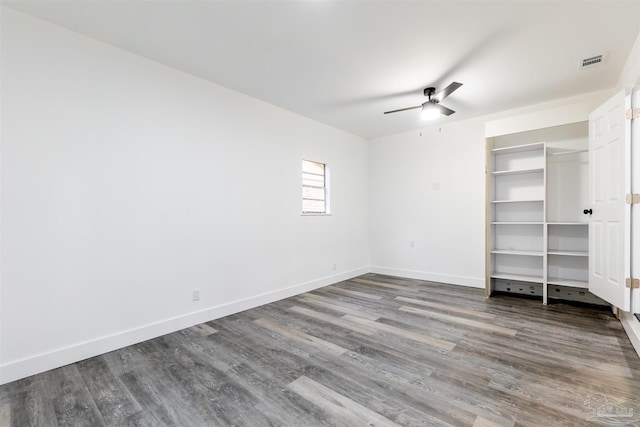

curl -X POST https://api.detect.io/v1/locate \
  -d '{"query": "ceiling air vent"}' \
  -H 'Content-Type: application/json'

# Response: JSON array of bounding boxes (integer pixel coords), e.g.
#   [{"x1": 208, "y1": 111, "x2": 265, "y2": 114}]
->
[{"x1": 581, "y1": 54, "x2": 604, "y2": 69}]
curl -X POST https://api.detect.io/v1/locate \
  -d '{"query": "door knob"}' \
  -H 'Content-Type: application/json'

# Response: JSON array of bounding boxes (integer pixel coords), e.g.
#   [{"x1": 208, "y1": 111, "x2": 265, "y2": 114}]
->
[{"x1": 583, "y1": 209, "x2": 592, "y2": 215}]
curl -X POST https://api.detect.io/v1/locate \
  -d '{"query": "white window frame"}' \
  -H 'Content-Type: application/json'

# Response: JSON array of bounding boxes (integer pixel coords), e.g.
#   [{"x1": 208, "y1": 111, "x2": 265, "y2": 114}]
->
[{"x1": 302, "y1": 159, "x2": 331, "y2": 215}]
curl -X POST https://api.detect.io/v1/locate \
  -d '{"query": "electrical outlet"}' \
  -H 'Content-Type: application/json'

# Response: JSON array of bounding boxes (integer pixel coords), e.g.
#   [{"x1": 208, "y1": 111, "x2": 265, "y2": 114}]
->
[
  {"x1": 192, "y1": 289, "x2": 200, "y2": 302},
  {"x1": 410, "y1": 241, "x2": 415, "y2": 248},
  {"x1": 333, "y1": 263, "x2": 337, "y2": 271}
]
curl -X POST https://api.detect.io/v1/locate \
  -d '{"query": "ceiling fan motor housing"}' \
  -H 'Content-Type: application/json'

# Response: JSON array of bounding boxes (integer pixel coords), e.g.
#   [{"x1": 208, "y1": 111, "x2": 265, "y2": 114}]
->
[{"x1": 424, "y1": 87, "x2": 436, "y2": 99}]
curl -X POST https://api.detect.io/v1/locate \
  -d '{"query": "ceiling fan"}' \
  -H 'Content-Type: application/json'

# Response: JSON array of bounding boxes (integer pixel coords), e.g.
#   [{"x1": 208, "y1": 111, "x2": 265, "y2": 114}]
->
[{"x1": 384, "y1": 82, "x2": 463, "y2": 120}]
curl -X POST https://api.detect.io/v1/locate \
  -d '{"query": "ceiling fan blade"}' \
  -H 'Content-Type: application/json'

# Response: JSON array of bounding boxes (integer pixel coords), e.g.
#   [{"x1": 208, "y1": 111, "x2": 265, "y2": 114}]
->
[
  {"x1": 434, "y1": 82, "x2": 463, "y2": 102},
  {"x1": 383, "y1": 105, "x2": 422, "y2": 114},
  {"x1": 437, "y1": 104, "x2": 455, "y2": 116}
]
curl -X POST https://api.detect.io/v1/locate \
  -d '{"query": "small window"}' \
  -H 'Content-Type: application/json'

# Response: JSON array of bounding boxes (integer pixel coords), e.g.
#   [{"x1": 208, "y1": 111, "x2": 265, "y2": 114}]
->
[{"x1": 302, "y1": 160, "x2": 329, "y2": 214}]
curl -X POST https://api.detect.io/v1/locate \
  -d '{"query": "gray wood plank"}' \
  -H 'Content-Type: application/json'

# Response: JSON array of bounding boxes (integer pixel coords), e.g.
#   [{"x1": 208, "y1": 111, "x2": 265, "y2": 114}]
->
[
  {"x1": 253, "y1": 317, "x2": 347, "y2": 356},
  {"x1": 298, "y1": 295, "x2": 381, "y2": 320},
  {"x1": 473, "y1": 415, "x2": 515, "y2": 427},
  {"x1": 287, "y1": 305, "x2": 378, "y2": 335},
  {"x1": 351, "y1": 277, "x2": 418, "y2": 292},
  {"x1": 398, "y1": 305, "x2": 518, "y2": 336},
  {"x1": 288, "y1": 375, "x2": 401, "y2": 427},
  {"x1": 323, "y1": 286, "x2": 384, "y2": 300},
  {"x1": 0, "y1": 403, "x2": 9, "y2": 427},
  {"x1": 76, "y1": 356, "x2": 143, "y2": 425},
  {"x1": 343, "y1": 314, "x2": 457, "y2": 351},
  {"x1": 395, "y1": 295, "x2": 497, "y2": 320}
]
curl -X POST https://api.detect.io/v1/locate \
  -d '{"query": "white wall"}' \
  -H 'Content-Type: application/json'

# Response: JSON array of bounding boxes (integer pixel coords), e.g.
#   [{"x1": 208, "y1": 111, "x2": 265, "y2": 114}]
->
[
  {"x1": 0, "y1": 8, "x2": 369, "y2": 384},
  {"x1": 368, "y1": 118, "x2": 486, "y2": 287},
  {"x1": 617, "y1": 31, "x2": 640, "y2": 89}
]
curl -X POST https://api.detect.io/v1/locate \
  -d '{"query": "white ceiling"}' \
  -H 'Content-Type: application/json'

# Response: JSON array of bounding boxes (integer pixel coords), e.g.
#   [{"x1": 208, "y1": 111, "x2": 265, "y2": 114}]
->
[{"x1": 4, "y1": 0, "x2": 640, "y2": 139}]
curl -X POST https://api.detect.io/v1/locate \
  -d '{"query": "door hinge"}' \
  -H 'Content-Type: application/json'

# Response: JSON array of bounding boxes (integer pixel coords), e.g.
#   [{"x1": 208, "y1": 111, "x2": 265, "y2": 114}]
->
[
  {"x1": 626, "y1": 278, "x2": 640, "y2": 289},
  {"x1": 626, "y1": 108, "x2": 640, "y2": 120},
  {"x1": 626, "y1": 194, "x2": 640, "y2": 204}
]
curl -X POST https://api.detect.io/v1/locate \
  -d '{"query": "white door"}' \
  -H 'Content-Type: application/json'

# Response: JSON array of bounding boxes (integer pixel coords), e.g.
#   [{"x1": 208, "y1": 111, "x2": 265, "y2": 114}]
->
[{"x1": 588, "y1": 90, "x2": 631, "y2": 310}]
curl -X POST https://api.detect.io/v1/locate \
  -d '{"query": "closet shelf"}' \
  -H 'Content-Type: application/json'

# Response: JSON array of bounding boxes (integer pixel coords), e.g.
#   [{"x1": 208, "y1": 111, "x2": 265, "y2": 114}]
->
[
  {"x1": 491, "y1": 249, "x2": 544, "y2": 256},
  {"x1": 546, "y1": 278, "x2": 589, "y2": 289},
  {"x1": 490, "y1": 273, "x2": 544, "y2": 283},
  {"x1": 492, "y1": 168, "x2": 544, "y2": 176},
  {"x1": 491, "y1": 199, "x2": 544, "y2": 204},
  {"x1": 547, "y1": 250, "x2": 588, "y2": 257},
  {"x1": 491, "y1": 142, "x2": 545, "y2": 154},
  {"x1": 491, "y1": 221, "x2": 544, "y2": 225},
  {"x1": 547, "y1": 149, "x2": 589, "y2": 157}
]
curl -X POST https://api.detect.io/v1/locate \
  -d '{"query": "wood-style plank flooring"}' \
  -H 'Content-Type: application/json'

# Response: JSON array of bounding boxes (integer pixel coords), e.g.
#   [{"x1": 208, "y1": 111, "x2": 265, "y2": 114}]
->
[{"x1": 1, "y1": 274, "x2": 639, "y2": 426}]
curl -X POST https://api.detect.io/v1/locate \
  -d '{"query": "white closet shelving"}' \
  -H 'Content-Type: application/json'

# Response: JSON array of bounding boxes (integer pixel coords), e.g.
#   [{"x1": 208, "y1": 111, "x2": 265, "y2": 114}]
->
[{"x1": 486, "y1": 122, "x2": 603, "y2": 305}]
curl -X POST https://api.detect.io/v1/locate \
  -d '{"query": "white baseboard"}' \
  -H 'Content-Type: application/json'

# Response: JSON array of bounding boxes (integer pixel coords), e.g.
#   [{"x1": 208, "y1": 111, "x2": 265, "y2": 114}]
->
[
  {"x1": 0, "y1": 266, "x2": 370, "y2": 385},
  {"x1": 370, "y1": 266, "x2": 484, "y2": 288},
  {"x1": 620, "y1": 311, "x2": 640, "y2": 359}
]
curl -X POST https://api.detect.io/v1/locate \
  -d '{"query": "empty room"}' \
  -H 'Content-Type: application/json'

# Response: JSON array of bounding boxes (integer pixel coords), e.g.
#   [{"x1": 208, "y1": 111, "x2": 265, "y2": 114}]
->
[{"x1": 1, "y1": 1, "x2": 640, "y2": 426}]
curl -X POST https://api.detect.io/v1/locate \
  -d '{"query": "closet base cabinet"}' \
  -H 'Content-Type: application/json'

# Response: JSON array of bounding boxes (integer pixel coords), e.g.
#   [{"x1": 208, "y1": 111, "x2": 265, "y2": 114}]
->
[{"x1": 485, "y1": 121, "x2": 606, "y2": 306}]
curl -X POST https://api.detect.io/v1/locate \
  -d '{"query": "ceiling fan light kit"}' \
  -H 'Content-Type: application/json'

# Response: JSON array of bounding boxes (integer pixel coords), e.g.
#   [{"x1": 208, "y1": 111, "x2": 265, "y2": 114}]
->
[
  {"x1": 421, "y1": 102, "x2": 440, "y2": 121},
  {"x1": 384, "y1": 82, "x2": 463, "y2": 121}
]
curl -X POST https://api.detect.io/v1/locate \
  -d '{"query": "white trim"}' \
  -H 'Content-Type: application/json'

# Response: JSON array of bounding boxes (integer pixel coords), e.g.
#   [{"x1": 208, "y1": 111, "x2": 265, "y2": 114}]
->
[
  {"x1": 370, "y1": 265, "x2": 484, "y2": 288},
  {"x1": 620, "y1": 311, "x2": 640, "y2": 359},
  {"x1": 0, "y1": 266, "x2": 370, "y2": 385}
]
